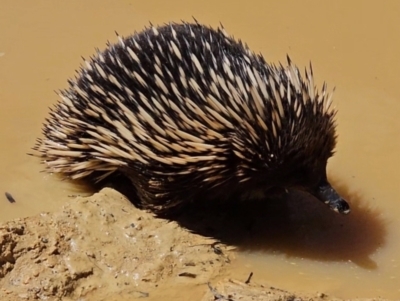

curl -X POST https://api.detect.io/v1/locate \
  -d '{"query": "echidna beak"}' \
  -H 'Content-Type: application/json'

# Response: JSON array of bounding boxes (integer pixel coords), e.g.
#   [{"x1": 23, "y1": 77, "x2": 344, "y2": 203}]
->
[{"x1": 315, "y1": 182, "x2": 351, "y2": 214}]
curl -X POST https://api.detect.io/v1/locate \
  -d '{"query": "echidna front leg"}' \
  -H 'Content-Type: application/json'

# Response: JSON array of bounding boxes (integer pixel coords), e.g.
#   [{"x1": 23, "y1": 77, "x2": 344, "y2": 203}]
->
[
  {"x1": 122, "y1": 166, "x2": 194, "y2": 215},
  {"x1": 133, "y1": 178, "x2": 182, "y2": 213}
]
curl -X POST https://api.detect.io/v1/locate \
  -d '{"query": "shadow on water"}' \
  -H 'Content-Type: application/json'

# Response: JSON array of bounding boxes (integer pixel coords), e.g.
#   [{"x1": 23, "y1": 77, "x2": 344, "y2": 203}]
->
[{"x1": 101, "y1": 174, "x2": 387, "y2": 270}]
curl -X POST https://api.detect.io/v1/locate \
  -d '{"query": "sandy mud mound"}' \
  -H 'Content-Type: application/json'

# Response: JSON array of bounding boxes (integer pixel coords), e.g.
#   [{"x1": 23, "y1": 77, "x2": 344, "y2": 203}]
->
[{"x1": 0, "y1": 188, "x2": 231, "y2": 300}]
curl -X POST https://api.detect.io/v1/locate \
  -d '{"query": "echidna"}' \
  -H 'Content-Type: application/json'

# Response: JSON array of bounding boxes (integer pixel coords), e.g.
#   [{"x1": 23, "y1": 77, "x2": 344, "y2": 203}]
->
[{"x1": 33, "y1": 21, "x2": 350, "y2": 215}]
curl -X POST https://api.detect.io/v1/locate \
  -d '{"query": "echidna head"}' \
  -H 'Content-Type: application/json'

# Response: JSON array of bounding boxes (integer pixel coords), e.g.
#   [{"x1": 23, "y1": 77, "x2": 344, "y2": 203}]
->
[
  {"x1": 244, "y1": 115, "x2": 349, "y2": 214},
  {"x1": 262, "y1": 143, "x2": 350, "y2": 214},
  {"x1": 276, "y1": 156, "x2": 350, "y2": 214}
]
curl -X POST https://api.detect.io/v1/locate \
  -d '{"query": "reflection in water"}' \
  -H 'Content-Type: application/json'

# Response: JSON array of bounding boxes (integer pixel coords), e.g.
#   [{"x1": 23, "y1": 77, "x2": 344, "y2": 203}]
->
[{"x1": 170, "y1": 183, "x2": 386, "y2": 269}]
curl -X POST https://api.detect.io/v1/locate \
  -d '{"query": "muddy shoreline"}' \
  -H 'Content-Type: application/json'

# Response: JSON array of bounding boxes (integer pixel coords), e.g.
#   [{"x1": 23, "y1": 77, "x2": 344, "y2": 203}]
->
[{"x1": 0, "y1": 188, "x2": 387, "y2": 301}]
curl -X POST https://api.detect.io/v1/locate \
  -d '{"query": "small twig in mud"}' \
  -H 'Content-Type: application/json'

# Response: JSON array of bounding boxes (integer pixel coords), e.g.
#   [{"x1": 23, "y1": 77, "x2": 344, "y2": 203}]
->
[
  {"x1": 190, "y1": 242, "x2": 231, "y2": 263},
  {"x1": 189, "y1": 242, "x2": 224, "y2": 255},
  {"x1": 245, "y1": 272, "x2": 253, "y2": 284},
  {"x1": 5, "y1": 192, "x2": 16, "y2": 203},
  {"x1": 207, "y1": 283, "x2": 235, "y2": 301},
  {"x1": 178, "y1": 272, "x2": 197, "y2": 278},
  {"x1": 211, "y1": 242, "x2": 223, "y2": 255},
  {"x1": 135, "y1": 290, "x2": 149, "y2": 298}
]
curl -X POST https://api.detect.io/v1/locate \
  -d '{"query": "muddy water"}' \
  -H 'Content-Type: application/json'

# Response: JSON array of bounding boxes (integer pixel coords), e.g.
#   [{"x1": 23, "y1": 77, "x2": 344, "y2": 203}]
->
[{"x1": 0, "y1": 0, "x2": 399, "y2": 299}]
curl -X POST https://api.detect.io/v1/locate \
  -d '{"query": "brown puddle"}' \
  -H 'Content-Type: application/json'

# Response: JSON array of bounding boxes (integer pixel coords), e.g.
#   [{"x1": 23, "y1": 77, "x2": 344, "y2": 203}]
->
[{"x1": 0, "y1": 0, "x2": 399, "y2": 300}]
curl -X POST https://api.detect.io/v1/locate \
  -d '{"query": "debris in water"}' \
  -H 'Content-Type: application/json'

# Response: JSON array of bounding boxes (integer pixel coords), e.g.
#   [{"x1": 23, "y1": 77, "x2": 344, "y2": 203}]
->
[
  {"x1": 245, "y1": 272, "x2": 253, "y2": 284},
  {"x1": 5, "y1": 192, "x2": 16, "y2": 203}
]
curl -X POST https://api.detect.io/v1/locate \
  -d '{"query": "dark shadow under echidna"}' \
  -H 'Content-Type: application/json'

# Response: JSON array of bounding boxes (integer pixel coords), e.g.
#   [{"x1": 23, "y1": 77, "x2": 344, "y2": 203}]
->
[{"x1": 33, "y1": 21, "x2": 350, "y2": 215}]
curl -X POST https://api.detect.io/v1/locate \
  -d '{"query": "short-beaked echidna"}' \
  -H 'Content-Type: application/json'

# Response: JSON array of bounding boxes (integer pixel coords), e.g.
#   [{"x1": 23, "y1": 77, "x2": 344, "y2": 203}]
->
[{"x1": 33, "y1": 21, "x2": 350, "y2": 215}]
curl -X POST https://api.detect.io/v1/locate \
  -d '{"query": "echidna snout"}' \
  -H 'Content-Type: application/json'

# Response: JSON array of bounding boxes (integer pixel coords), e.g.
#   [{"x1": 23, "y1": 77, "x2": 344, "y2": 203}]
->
[
  {"x1": 313, "y1": 179, "x2": 350, "y2": 214},
  {"x1": 304, "y1": 166, "x2": 350, "y2": 214},
  {"x1": 265, "y1": 159, "x2": 349, "y2": 214},
  {"x1": 302, "y1": 173, "x2": 350, "y2": 214},
  {"x1": 32, "y1": 21, "x2": 352, "y2": 216}
]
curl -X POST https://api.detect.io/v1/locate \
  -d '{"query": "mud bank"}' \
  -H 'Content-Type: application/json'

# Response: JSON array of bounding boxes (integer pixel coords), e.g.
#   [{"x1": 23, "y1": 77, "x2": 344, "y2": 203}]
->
[{"x1": 0, "y1": 189, "x2": 388, "y2": 301}]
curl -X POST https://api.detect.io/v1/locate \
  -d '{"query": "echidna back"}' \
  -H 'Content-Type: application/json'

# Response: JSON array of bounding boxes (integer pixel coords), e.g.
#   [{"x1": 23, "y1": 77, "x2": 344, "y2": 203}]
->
[{"x1": 34, "y1": 22, "x2": 338, "y2": 213}]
